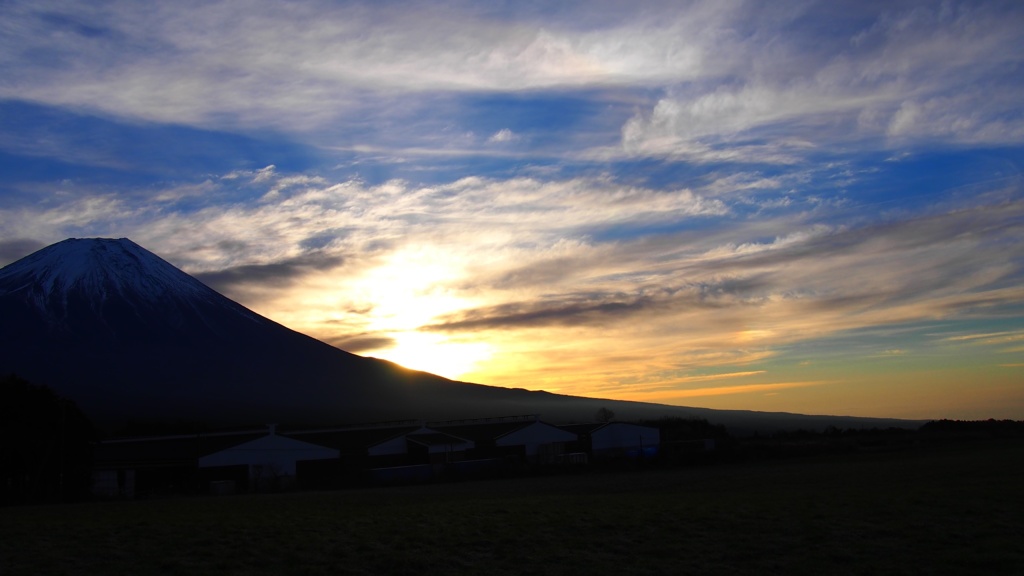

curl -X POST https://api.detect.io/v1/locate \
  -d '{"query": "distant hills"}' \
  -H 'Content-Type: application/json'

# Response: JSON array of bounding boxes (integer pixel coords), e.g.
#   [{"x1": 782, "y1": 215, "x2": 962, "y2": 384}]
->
[{"x1": 0, "y1": 238, "x2": 919, "y2": 434}]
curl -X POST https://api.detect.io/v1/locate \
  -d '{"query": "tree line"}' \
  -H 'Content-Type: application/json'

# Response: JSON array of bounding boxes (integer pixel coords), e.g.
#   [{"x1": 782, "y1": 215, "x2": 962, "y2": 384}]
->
[{"x1": 1, "y1": 374, "x2": 95, "y2": 505}]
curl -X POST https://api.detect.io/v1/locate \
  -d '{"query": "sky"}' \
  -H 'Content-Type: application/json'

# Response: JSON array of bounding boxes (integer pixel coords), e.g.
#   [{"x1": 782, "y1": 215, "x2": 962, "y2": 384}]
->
[{"x1": 2, "y1": 0, "x2": 1023, "y2": 420}]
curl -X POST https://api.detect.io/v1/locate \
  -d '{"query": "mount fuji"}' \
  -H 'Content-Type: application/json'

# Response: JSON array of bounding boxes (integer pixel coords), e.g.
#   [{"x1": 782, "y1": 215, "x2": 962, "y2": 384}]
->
[
  {"x1": 0, "y1": 238, "x2": 915, "y2": 433},
  {"x1": 0, "y1": 238, "x2": 669, "y2": 430}
]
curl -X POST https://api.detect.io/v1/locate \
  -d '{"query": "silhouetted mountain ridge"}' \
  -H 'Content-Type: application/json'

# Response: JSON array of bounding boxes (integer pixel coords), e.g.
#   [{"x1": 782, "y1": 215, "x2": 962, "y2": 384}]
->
[{"x1": 0, "y1": 238, "x2": 918, "y2": 434}]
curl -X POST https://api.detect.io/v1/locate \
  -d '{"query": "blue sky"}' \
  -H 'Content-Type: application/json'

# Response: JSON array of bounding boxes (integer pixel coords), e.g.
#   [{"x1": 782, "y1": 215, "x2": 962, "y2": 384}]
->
[{"x1": 2, "y1": 0, "x2": 1023, "y2": 419}]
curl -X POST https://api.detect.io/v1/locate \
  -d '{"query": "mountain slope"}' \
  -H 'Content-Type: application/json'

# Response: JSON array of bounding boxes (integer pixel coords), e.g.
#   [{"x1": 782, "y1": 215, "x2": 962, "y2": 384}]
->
[
  {"x1": 0, "y1": 238, "x2": 489, "y2": 428},
  {"x1": 0, "y1": 238, "x2": 917, "y2": 433}
]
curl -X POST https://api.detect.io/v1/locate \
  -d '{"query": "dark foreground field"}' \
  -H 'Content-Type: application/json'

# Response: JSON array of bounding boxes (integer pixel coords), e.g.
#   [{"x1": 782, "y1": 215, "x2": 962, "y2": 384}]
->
[{"x1": 3, "y1": 439, "x2": 1022, "y2": 576}]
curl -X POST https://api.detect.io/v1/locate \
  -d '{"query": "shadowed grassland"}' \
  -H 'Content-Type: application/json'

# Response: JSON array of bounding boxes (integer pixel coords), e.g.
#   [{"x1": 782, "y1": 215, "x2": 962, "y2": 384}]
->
[{"x1": 2, "y1": 440, "x2": 1022, "y2": 575}]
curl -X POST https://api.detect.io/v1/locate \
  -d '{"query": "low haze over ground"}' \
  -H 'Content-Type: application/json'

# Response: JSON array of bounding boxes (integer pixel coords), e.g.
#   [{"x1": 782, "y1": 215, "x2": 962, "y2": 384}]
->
[{"x1": 1, "y1": 1, "x2": 1022, "y2": 420}]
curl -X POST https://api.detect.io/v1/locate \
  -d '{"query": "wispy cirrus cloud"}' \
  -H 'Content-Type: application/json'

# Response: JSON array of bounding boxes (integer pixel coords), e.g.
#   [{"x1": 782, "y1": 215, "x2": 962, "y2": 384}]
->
[
  {"x1": 0, "y1": 0, "x2": 732, "y2": 131},
  {"x1": 1, "y1": 1, "x2": 1023, "y2": 418},
  {"x1": 13, "y1": 1, "x2": 1018, "y2": 163},
  {"x1": 622, "y1": 2, "x2": 1024, "y2": 157},
  {"x1": 193, "y1": 252, "x2": 345, "y2": 292},
  {"x1": 6, "y1": 161, "x2": 1021, "y2": 405}
]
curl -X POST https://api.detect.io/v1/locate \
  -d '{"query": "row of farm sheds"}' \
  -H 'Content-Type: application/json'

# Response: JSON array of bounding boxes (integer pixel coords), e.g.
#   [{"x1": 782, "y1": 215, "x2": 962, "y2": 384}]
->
[{"x1": 92, "y1": 415, "x2": 662, "y2": 497}]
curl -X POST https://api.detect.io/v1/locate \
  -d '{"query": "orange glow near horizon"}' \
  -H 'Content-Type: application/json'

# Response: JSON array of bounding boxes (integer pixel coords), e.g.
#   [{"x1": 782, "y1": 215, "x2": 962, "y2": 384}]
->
[
  {"x1": 228, "y1": 252, "x2": 1024, "y2": 421},
  {"x1": 3, "y1": 1, "x2": 1024, "y2": 425}
]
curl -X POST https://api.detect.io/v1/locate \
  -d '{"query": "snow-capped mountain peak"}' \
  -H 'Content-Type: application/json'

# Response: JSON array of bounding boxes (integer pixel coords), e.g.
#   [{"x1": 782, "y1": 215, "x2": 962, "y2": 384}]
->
[
  {"x1": 0, "y1": 237, "x2": 210, "y2": 302},
  {"x1": 0, "y1": 237, "x2": 267, "y2": 341}
]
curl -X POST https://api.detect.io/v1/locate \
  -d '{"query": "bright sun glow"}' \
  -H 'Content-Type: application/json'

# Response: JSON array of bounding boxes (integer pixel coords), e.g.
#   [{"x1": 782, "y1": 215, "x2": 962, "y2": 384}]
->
[
  {"x1": 356, "y1": 248, "x2": 468, "y2": 329},
  {"x1": 348, "y1": 247, "x2": 494, "y2": 379},
  {"x1": 373, "y1": 331, "x2": 494, "y2": 380}
]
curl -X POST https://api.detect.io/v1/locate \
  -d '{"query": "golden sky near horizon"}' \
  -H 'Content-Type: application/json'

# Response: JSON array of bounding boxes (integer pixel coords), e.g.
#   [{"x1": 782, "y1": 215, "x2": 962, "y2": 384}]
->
[{"x1": 1, "y1": 1, "x2": 1023, "y2": 420}]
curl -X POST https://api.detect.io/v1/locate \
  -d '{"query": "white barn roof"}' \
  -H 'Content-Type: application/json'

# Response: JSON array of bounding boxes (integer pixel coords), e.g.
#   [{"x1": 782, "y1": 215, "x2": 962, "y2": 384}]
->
[{"x1": 198, "y1": 431, "x2": 339, "y2": 475}]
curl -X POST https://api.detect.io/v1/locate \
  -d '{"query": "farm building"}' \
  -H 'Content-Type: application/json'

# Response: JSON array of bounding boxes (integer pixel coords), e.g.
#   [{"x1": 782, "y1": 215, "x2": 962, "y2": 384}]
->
[
  {"x1": 93, "y1": 425, "x2": 343, "y2": 496},
  {"x1": 284, "y1": 421, "x2": 421, "y2": 464},
  {"x1": 561, "y1": 421, "x2": 660, "y2": 460},
  {"x1": 92, "y1": 428, "x2": 267, "y2": 497},
  {"x1": 282, "y1": 421, "x2": 475, "y2": 486},
  {"x1": 198, "y1": 425, "x2": 339, "y2": 492},
  {"x1": 405, "y1": 429, "x2": 475, "y2": 463},
  {"x1": 90, "y1": 416, "x2": 589, "y2": 495},
  {"x1": 430, "y1": 415, "x2": 578, "y2": 464},
  {"x1": 283, "y1": 421, "x2": 472, "y2": 465}
]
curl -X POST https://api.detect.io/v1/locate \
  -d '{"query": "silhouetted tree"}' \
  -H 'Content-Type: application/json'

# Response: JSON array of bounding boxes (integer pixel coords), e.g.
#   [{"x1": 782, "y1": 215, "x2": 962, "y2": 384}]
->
[
  {"x1": 0, "y1": 374, "x2": 96, "y2": 504},
  {"x1": 919, "y1": 419, "x2": 1024, "y2": 439},
  {"x1": 595, "y1": 407, "x2": 616, "y2": 422},
  {"x1": 644, "y1": 416, "x2": 731, "y2": 442}
]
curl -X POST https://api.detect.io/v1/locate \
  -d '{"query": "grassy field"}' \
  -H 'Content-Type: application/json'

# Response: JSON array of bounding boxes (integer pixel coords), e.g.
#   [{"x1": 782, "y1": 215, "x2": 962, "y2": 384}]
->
[{"x1": 2, "y1": 439, "x2": 1022, "y2": 575}]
